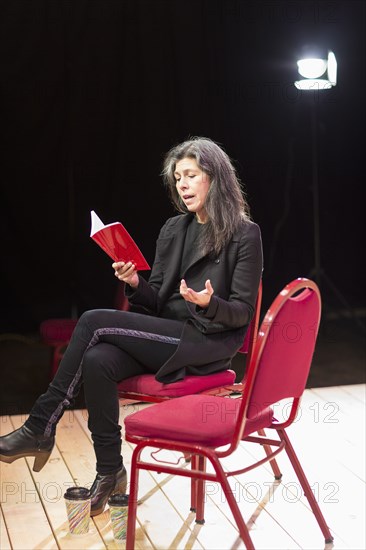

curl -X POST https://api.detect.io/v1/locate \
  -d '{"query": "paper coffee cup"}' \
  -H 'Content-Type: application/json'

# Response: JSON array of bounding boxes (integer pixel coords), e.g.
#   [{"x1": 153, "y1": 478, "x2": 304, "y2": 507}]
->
[
  {"x1": 64, "y1": 486, "x2": 91, "y2": 535},
  {"x1": 108, "y1": 493, "x2": 129, "y2": 541}
]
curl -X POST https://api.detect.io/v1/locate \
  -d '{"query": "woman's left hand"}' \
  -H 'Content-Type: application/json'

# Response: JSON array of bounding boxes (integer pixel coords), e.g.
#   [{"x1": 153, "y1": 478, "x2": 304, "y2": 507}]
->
[{"x1": 180, "y1": 279, "x2": 214, "y2": 308}]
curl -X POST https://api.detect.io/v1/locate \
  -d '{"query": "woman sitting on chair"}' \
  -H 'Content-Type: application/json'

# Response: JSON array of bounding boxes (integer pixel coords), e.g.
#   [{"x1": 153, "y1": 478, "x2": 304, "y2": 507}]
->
[{"x1": 0, "y1": 137, "x2": 263, "y2": 516}]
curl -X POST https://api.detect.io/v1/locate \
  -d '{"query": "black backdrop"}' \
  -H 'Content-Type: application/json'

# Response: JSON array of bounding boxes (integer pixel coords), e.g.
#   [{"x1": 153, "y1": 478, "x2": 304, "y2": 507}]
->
[{"x1": 1, "y1": 0, "x2": 365, "y2": 333}]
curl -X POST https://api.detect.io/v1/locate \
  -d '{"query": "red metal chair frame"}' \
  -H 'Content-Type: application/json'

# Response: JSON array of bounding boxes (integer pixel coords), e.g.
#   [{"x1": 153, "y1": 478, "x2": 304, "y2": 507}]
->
[{"x1": 124, "y1": 278, "x2": 334, "y2": 549}]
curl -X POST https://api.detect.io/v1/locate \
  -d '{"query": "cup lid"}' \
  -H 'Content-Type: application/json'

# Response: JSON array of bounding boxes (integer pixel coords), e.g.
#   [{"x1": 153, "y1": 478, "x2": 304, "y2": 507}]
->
[
  {"x1": 108, "y1": 493, "x2": 129, "y2": 506},
  {"x1": 64, "y1": 486, "x2": 91, "y2": 500}
]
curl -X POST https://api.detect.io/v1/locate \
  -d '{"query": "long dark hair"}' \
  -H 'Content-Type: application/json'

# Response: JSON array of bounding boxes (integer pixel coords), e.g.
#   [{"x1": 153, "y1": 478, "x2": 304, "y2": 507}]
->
[{"x1": 162, "y1": 137, "x2": 251, "y2": 256}]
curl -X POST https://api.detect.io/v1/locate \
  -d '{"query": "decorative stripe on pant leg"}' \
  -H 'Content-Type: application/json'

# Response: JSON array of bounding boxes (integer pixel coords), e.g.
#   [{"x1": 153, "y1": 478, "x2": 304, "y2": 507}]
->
[{"x1": 44, "y1": 327, "x2": 180, "y2": 436}]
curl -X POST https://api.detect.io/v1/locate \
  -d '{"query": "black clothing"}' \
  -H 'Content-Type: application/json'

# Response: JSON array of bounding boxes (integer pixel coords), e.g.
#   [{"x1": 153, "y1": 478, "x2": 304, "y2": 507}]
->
[
  {"x1": 126, "y1": 214, "x2": 263, "y2": 383},
  {"x1": 159, "y1": 216, "x2": 203, "y2": 321},
  {"x1": 26, "y1": 311, "x2": 183, "y2": 474},
  {"x1": 25, "y1": 213, "x2": 263, "y2": 474}
]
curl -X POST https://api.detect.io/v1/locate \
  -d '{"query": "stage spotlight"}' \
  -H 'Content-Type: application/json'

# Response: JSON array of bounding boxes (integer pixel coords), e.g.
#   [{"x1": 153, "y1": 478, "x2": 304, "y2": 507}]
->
[
  {"x1": 291, "y1": 48, "x2": 363, "y2": 328},
  {"x1": 295, "y1": 50, "x2": 337, "y2": 90}
]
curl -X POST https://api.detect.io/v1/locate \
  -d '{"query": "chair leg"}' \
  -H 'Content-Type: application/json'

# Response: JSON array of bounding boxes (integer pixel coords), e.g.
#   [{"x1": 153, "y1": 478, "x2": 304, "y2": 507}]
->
[
  {"x1": 195, "y1": 455, "x2": 206, "y2": 524},
  {"x1": 257, "y1": 429, "x2": 282, "y2": 480},
  {"x1": 190, "y1": 454, "x2": 198, "y2": 512},
  {"x1": 190, "y1": 454, "x2": 207, "y2": 523},
  {"x1": 126, "y1": 449, "x2": 140, "y2": 550},
  {"x1": 279, "y1": 429, "x2": 334, "y2": 544},
  {"x1": 211, "y1": 458, "x2": 255, "y2": 549}
]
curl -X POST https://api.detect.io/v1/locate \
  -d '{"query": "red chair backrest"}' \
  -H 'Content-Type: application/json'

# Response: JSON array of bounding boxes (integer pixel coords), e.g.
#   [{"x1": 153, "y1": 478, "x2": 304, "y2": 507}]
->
[
  {"x1": 237, "y1": 280, "x2": 262, "y2": 366},
  {"x1": 231, "y1": 278, "x2": 321, "y2": 444},
  {"x1": 114, "y1": 282, "x2": 130, "y2": 311}
]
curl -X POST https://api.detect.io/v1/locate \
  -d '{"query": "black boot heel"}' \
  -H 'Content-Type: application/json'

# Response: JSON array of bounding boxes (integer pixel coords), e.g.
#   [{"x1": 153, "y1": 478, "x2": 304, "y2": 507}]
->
[
  {"x1": 33, "y1": 450, "x2": 53, "y2": 472},
  {"x1": 113, "y1": 473, "x2": 128, "y2": 495},
  {"x1": 90, "y1": 465, "x2": 127, "y2": 516},
  {"x1": 0, "y1": 449, "x2": 52, "y2": 472},
  {"x1": 0, "y1": 425, "x2": 55, "y2": 473}
]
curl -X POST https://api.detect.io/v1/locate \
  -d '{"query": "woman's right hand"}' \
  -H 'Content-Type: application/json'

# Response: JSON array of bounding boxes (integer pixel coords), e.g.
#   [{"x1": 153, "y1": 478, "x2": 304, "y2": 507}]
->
[{"x1": 112, "y1": 262, "x2": 139, "y2": 288}]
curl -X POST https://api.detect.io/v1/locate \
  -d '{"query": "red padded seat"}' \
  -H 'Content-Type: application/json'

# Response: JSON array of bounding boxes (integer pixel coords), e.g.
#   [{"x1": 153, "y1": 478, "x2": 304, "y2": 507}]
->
[
  {"x1": 118, "y1": 370, "x2": 236, "y2": 398},
  {"x1": 124, "y1": 394, "x2": 274, "y2": 447}
]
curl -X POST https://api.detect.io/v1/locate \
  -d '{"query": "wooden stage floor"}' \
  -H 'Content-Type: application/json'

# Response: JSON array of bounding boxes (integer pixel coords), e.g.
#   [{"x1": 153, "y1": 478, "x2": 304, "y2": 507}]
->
[{"x1": 1, "y1": 384, "x2": 365, "y2": 549}]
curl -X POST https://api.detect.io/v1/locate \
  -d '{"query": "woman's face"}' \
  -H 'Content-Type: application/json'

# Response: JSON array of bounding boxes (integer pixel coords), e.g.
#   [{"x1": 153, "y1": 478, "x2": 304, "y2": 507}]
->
[{"x1": 174, "y1": 157, "x2": 210, "y2": 223}]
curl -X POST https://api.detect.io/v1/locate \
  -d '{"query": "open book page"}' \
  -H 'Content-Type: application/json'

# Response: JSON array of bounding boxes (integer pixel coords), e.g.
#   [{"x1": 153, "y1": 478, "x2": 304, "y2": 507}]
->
[{"x1": 90, "y1": 210, "x2": 150, "y2": 271}]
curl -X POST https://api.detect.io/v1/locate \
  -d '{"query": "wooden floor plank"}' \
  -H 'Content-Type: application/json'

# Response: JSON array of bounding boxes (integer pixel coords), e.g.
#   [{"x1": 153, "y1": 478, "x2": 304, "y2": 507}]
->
[
  {"x1": 305, "y1": 387, "x2": 365, "y2": 480},
  {"x1": 207, "y1": 448, "x2": 311, "y2": 550},
  {"x1": 0, "y1": 416, "x2": 58, "y2": 549},
  {"x1": 0, "y1": 505, "x2": 12, "y2": 550},
  {"x1": 1, "y1": 385, "x2": 365, "y2": 549},
  {"x1": 10, "y1": 414, "x2": 107, "y2": 550},
  {"x1": 212, "y1": 391, "x2": 364, "y2": 550},
  {"x1": 294, "y1": 389, "x2": 366, "y2": 549},
  {"x1": 258, "y1": 389, "x2": 365, "y2": 549},
  {"x1": 337, "y1": 383, "x2": 365, "y2": 404}
]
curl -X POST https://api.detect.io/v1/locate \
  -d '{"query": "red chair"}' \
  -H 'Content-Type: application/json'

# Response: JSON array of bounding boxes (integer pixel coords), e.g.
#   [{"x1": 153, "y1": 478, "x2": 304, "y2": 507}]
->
[
  {"x1": 117, "y1": 281, "x2": 263, "y2": 401},
  {"x1": 40, "y1": 318, "x2": 79, "y2": 379},
  {"x1": 124, "y1": 278, "x2": 334, "y2": 549},
  {"x1": 40, "y1": 283, "x2": 130, "y2": 379}
]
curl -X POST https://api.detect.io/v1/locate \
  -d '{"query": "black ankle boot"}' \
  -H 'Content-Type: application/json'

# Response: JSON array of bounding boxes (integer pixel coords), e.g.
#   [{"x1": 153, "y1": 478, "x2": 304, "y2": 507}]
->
[
  {"x1": 0, "y1": 425, "x2": 55, "y2": 472},
  {"x1": 90, "y1": 465, "x2": 127, "y2": 516}
]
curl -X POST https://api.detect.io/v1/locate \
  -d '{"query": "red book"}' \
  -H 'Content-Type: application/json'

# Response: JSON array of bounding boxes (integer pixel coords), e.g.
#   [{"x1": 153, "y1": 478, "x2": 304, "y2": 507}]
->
[{"x1": 90, "y1": 210, "x2": 151, "y2": 271}]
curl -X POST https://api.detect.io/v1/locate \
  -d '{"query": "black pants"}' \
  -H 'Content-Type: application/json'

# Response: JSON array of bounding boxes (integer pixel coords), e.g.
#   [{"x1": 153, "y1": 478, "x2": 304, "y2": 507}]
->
[{"x1": 25, "y1": 309, "x2": 183, "y2": 474}]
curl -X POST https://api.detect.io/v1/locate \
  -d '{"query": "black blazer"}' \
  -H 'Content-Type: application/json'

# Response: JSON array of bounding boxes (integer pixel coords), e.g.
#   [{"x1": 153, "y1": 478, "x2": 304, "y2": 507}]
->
[{"x1": 126, "y1": 214, "x2": 263, "y2": 383}]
